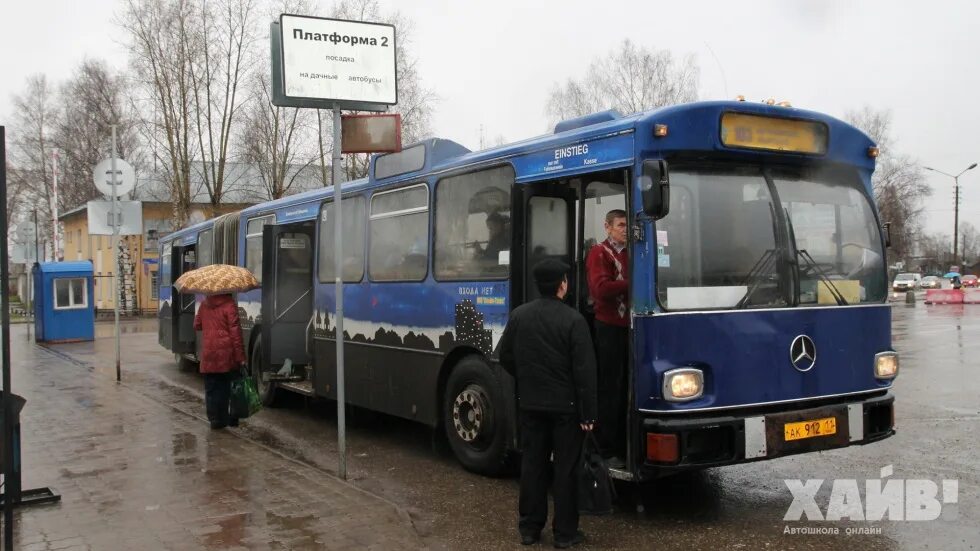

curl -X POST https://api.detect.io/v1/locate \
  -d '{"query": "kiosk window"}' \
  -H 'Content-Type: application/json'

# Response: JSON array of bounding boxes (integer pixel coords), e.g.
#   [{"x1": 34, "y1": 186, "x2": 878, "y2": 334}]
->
[{"x1": 54, "y1": 278, "x2": 88, "y2": 309}]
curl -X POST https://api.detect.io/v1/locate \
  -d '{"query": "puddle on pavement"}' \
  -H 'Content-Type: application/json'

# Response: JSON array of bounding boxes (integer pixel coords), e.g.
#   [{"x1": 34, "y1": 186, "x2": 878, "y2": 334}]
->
[{"x1": 202, "y1": 513, "x2": 250, "y2": 548}]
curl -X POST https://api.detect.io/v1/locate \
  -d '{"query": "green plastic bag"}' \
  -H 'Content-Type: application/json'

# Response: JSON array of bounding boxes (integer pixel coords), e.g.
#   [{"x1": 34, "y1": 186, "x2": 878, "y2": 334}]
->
[{"x1": 231, "y1": 367, "x2": 262, "y2": 419}]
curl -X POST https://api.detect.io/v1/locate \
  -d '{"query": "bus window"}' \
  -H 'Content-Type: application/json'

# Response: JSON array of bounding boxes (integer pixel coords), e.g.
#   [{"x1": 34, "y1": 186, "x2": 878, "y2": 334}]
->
[
  {"x1": 197, "y1": 229, "x2": 214, "y2": 267},
  {"x1": 319, "y1": 196, "x2": 366, "y2": 282},
  {"x1": 161, "y1": 242, "x2": 172, "y2": 286},
  {"x1": 526, "y1": 195, "x2": 571, "y2": 301},
  {"x1": 657, "y1": 167, "x2": 784, "y2": 310},
  {"x1": 369, "y1": 184, "x2": 429, "y2": 281},
  {"x1": 435, "y1": 166, "x2": 514, "y2": 280},
  {"x1": 581, "y1": 181, "x2": 626, "y2": 258},
  {"x1": 245, "y1": 215, "x2": 274, "y2": 282}
]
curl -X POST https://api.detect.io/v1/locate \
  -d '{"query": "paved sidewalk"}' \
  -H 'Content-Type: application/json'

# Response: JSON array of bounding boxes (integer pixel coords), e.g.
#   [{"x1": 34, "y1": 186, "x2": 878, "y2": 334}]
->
[{"x1": 5, "y1": 329, "x2": 423, "y2": 550}]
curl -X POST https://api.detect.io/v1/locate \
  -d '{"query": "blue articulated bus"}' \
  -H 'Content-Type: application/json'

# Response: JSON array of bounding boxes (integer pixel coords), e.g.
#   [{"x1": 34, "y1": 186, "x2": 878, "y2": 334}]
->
[{"x1": 159, "y1": 100, "x2": 897, "y2": 480}]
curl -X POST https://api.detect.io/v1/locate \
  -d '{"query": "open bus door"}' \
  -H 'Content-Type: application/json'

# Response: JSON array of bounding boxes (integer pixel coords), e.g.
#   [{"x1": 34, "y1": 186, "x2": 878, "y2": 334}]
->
[
  {"x1": 258, "y1": 223, "x2": 316, "y2": 402},
  {"x1": 171, "y1": 245, "x2": 197, "y2": 366},
  {"x1": 515, "y1": 182, "x2": 577, "y2": 307}
]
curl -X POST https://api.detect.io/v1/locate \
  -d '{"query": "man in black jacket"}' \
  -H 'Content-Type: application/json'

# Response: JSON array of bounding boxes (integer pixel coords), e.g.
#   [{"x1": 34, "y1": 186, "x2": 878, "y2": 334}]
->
[{"x1": 498, "y1": 259, "x2": 598, "y2": 549}]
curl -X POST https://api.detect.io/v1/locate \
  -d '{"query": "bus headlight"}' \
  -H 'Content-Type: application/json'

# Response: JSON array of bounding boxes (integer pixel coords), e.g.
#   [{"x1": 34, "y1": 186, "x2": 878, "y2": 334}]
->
[
  {"x1": 663, "y1": 368, "x2": 704, "y2": 402},
  {"x1": 874, "y1": 352, "x2": 899, "y2": 380}
]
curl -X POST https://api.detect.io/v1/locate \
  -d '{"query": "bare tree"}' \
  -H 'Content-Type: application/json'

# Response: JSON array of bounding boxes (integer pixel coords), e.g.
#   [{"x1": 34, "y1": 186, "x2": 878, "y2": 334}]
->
[
  {"x1": 845, "y1": 107, "x2": 931, "y2": 262},
  {"x1": 54, "y1": 59, "x2": 141, "y2": 210},
  {"x1": 959, "y1": 222, "x2": 980, "y2": 265},
  {"x1": 120, "y1": 0, "x2": 198, "y2": 226},
  {"x1": 546, "y1": 40, "x2": 699, "y2": 126},
  {"x1": 236, "y1": 0, "x2": 318, "y2": 200},
  {"x1": 324, "y1": 0, "x2": 436, "y2": 182},
  {"x1": 239, "y1": 72, "x2": 317, "y2": 199},
  {"x1": 189, "y1": 0, "x2": 259, "y2": 207},
  {"x1": 9, "y1": 75, "x2": 58, "y2": 253},
  {"x1": 4, "y1": 163, "x2": 30, "y2": 236}
]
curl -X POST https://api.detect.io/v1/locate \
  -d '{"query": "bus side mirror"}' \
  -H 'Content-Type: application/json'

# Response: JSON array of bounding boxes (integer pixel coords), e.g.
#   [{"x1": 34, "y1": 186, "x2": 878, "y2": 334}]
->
[
  {"x1": 883, "y1": 222, "x2": 892, "y2": 248},
  {"x1": 641, "y1": 160, "x2": 670, "y2": 219}
]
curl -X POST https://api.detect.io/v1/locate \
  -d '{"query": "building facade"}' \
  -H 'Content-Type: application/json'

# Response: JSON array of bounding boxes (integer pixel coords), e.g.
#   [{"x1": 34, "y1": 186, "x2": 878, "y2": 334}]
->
[{"x1": 59, "y1": 202, "x2": 247, "y2": 313}]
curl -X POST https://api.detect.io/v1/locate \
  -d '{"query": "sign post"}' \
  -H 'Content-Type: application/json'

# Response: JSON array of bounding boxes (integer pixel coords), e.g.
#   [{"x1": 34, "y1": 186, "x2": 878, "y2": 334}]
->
[
  {"x1": 93, "y1": 128, "x2": 136, "y2": 383},
  {"x1": 272, "y1": 14, "x2": 398, "y2": 481},
  {"x1": 2, "y1": 124, "x2": 13, "y2": 550}
]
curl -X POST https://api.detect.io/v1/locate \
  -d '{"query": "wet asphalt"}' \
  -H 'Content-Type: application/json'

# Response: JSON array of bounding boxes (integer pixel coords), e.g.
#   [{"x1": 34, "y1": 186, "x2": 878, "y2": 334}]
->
[{"x1": 39, "y1": 302, "x2": 980, "y2": 550}]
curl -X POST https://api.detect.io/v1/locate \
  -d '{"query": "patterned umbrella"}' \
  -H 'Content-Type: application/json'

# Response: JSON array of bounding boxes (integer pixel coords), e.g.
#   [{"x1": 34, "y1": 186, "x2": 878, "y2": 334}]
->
[{"x1": 174, "y1": 264, "x2": 259, "y2": 295}]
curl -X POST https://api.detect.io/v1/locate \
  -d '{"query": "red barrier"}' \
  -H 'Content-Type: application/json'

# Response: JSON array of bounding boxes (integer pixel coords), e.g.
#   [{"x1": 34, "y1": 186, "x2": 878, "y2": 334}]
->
[
  {"x1": 925, "y1": 289, "x2": 964, "y2": 304},
  {"x1": 964, "y1": 289, "x2": 980, "y2": 304}
]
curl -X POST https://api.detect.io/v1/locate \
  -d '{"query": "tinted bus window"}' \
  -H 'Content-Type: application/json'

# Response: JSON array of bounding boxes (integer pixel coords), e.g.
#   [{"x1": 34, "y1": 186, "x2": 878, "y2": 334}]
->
[
  {"x1": 434, "y1": 166, "x2": 514, "y2": 280},
  {"x1": 161, "y1": 242, "x2": 172, "y2": 286},
  {"x1": 369, "y1": 184, "x2": 429, "y2": 281},
  {"x1": 246, "y1": 215, "x2": 274, "y2": 282},
  {"x1": 319, "y1": 196, "x2": 366, "y2": 282},
  {"x1": 375, "y1": 144, "x2": 425, "y2": 179},
  {"x1": 197, "y1": 229, "x2": 214, "y2": 267}
]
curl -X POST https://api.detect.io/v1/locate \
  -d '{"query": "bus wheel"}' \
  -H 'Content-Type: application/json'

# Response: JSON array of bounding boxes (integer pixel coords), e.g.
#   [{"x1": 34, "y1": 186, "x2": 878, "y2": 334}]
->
[
  {"x1": 443, "y1": 356, "x2": 508, "y2": 475},
  {"x1": 250, "y1": 336, "x2": 280, "y2": 407},
  {"x1": 174, "y1": 353, "x2": 196, "y2": 373}
]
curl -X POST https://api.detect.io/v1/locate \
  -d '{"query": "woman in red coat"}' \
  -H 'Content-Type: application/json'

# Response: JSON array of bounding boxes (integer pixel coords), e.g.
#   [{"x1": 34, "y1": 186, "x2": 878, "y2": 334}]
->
[{"x1": 193, "y1": 293, "x2": 247, "y2": 429}]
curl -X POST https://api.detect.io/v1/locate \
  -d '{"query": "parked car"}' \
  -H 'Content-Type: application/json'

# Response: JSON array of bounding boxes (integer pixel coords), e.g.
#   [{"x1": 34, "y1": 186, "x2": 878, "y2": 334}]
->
[
  {"x1": 920, "y1": 276, "x2": 943, "y2": 289},
  {"x1": 961, "y1": 274, "x2": 977, "y2": 288},
  {"x1": 892, "y1": 272, "x2": 921, "y2": 291}
]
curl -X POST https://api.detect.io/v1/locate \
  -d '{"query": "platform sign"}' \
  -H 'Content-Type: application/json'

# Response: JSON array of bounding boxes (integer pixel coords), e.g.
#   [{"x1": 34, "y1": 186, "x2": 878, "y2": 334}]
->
[{"x1": 277, "y1": 14, "x2": 396, "y2": 109}]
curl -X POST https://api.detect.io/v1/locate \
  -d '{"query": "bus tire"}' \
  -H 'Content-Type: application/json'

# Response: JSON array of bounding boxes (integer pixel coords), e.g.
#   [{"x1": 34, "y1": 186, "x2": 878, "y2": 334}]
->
[
  {"x1": 443, "y1": 356, "x2": 508, "y2": 476},
  {"x1": 250, "y1": 336, "x2": 280, "y2": 407},
  {"x1": 175, "y1": 353, "x2": 196, "y2": 373}
]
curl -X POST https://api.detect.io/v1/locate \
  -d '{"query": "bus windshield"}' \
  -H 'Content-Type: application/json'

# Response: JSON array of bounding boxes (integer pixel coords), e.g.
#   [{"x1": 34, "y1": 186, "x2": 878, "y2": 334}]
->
[{"x1": 656, "y1": 165, "x2": 885, "y2": 310}]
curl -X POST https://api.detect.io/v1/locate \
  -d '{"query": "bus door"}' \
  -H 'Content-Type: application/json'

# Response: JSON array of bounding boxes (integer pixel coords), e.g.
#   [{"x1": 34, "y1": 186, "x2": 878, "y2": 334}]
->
[
  {"x1": 260, "y1": 223, "x2": 315, "y2": 383},
  {"x1": 516, "y1": 182, "x2": 577, "y2": 306},
  {"x1": 172, "y1": 245, "x2": 197, "y2": 355},
  {"x1": 158, "y1": 242, "x2": 173, "y2": 349}
]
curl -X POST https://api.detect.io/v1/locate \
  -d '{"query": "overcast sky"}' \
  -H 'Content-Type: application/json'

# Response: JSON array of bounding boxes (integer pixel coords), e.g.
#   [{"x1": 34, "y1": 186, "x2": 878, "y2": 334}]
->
[{"x1": 1, "y1": 0, "x2": 978, "y2": 236}]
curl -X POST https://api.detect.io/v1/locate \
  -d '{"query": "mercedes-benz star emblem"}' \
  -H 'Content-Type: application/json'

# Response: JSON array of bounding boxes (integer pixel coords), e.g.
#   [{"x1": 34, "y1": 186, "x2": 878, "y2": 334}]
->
[{"x1": 790, "y1": 335, "x2": 817, "y2": 372}]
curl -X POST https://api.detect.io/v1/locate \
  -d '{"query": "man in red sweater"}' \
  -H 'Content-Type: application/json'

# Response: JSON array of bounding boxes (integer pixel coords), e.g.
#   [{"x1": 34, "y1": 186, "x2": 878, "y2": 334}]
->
[{"x1": 585, "y1": 209, "x2": 629, "y2": 463}]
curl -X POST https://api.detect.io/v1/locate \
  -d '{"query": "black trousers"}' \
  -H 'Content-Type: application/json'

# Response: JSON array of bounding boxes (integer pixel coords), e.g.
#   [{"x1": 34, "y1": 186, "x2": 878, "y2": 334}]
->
[
  {"x1": 519, "y1": 410, "x2": 584, "y2": 542},
  {"x1": 204, "y1": 371, "x2": 238, "y2": 427},
  {"x1": 595, "y1": 321, "x2": 628, "y2": 456}
]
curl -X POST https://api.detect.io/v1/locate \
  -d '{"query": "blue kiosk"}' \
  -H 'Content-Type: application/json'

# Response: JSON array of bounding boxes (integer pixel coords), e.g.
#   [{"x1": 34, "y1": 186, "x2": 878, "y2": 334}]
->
[{"x1": 32, "y1": 261, "x2": 95, "y2": 343}]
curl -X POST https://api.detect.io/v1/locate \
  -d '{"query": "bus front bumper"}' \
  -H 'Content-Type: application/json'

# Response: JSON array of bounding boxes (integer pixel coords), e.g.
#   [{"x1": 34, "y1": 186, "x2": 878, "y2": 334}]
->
[{"x1": 635, "y1": 392, "x2": 894, "y2": 480}]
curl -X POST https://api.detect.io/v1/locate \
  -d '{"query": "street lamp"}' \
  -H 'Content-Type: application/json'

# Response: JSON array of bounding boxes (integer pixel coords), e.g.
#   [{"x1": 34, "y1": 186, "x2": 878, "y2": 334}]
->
[{"x1": 924, "y1": 162, "x2": 978, "y2": 266}]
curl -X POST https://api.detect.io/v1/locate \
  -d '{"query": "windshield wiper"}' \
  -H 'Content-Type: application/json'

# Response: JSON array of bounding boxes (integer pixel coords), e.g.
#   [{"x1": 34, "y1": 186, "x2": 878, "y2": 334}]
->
[
  {"x1": 736, "y1": 248, "x2": 777, "y2": 309},
  {"x1": 797, "y1": 249, "x2": 848, "y2": 306},
  {"x1": 782, "y1": 206, "x2": 848, "y2": 306}
]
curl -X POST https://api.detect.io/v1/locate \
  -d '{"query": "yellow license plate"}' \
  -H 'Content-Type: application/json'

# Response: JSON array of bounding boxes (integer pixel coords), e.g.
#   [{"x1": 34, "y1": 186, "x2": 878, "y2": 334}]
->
[{"x1": 784, "y1": 417, "x2": 837, "y2": 441}]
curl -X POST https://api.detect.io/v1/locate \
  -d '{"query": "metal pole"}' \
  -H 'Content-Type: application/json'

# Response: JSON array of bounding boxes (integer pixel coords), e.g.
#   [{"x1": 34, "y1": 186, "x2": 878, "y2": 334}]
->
[
  {"x1": 2, "y1": 125, "x2": 16, "y2": 551},
  {"x1": 26, "y1": 252, "x2": 32, "y2": 343},
  {"x1": 111, "y1": 126, "x2": 121, "y2": 382},
  {"x1": 332, "y1": 104, "x2": 347, "y2": 480},
  {"x1": 34, "y1": 209, "x2": 39, "y2": 272},
  {"x1": 32, "y1": 209, "x2": 39, "y2": 344},
  {"x1": 953, "y1": 176, "x2": 959, "y2": 266},
  {"x1": 52, "y1": 149, "x2": 58, "y2": 261}
]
